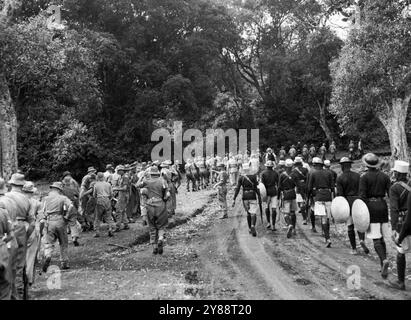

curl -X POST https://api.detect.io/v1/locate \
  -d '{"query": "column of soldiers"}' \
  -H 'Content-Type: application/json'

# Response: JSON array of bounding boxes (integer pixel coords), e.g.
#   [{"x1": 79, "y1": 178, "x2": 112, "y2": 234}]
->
[
  {"x1": 224, "y1": 146, "x2": 411, "y2": 291},
  {"x1": 0, "y1": 159, "x2": 184, "y2": 300}
]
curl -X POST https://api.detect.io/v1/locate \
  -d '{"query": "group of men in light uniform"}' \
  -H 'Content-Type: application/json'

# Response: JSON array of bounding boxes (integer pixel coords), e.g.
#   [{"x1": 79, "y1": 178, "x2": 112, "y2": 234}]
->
[
  {"x1": 216, "y1": 147, "x2": 411, "y2": 291},
  {"x1": 0, "y1": 160, "x2": 182, "y2": 300}
]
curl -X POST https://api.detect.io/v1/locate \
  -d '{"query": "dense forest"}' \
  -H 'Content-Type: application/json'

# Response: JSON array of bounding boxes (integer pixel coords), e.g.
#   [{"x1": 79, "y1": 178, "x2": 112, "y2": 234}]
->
[{"x1": 0, "y1": 0, "x2": 410, "y2": 179}]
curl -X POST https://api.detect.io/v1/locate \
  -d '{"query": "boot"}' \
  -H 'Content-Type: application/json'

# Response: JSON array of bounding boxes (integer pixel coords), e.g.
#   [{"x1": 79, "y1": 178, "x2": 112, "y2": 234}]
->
[
  {"x1": 108, "y1": 230, "x2": 114, "y2": 237},
  {"x1": 373, "y1": 238, "x2": 387, "y2": 268},
  {"x1": 247, "y1": 213, "x2": 252, "y2": 233},
  {"x1": 123, "y1": 224, "x2": 130, "y2": 230},
  {"x1": 153, "y1": 245, "x2": 158, "y2": 255},
  {"x1": 61, "y1": 261, "x2": 70, "y2": 270},
  {"x1": 348, "y1": 225, "x2": 356, "y2": 250},
  {"x1": 271, "y1": 211, "x2": 277, "y2": 231},
  {"x1": 73, "y1": 237, "x2": 80, "y2": 247},
  {"x1": 250, "y1": 215, "x2": 257, "y2": 237},
  {"x1": 158, "y1": 239, "x2": 164, "y2": 255},
  {"x1": 265, "y1": 208, "x2": 271, "y2": 229}
]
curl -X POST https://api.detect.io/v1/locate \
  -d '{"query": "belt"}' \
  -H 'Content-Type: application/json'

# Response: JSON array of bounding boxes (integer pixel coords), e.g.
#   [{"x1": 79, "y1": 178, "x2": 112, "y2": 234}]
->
[
  {"x1": 368, "y1": 197, "x2": 384, "y2": 201},
  {"x1": 16, "y1": 217, "x2": 27, "y2": 222},
  {"x1": 317, "y1": 188, "x2": 331, "y2": 191}
]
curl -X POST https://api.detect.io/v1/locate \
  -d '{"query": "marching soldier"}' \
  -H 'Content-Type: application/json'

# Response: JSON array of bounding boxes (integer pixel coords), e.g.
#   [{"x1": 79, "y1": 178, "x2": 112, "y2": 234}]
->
[
  {"x1": 336, "y1": 158, "x2": 369, "y2": 255},
  {"x1": 62, "y1": 172, "x2": 81, "y2": 246},
  {"x1": 42, "y1": 182, "x2": 73, "y2": 272},
  {"x1": 233, "y1": 163, "x2": 262, "y2": 237},
  {"x1": 278, "y1": 159, "x2": 298, "y2": 238},
  {"x1": 309, "y1": 144, "x2": 316, "y2": 164},
  {"x1": 389, "y1": 160, "x2": 411, "y2": 290},
  {"x1": 161, "y1": 161, "x2": 177, "y2": 216},
  {"x1": 227, "y1": 155, "x2": 239, "y2": 187},
  {"x1": 22, "y1": 182, "x2": 43, "y2": 295},
  {"x1": 348, "y1": 140, "x2": 355, "y2": 160},
  {"x1": 112, "y1": 165, "x2": 130, "y2": 231},
  {"x1": 319, "y1": 143, "x2": 327, "y2": 161},
  {"x1": 307, "y1": 157, "x2": 334, "y2": 247},
  {"x1": 359, "y1": 153, "x2": 391, "y2": 279},
  {"x1": 93, "y1": 173, "x2": 116, "y2": 238},
  {"x1": 279, "y1": 146, "x2": 287, "y2": 161},
  {"x1": 5, "y1": 173, "x2": 33, "y2": 300},
  {"x1": 261, "y1": 160, "x2": 279, "y2": 231},
  {"x1": 265, "y1": 148, "x2": 277, "y2": 165},
  {"x1": 80, "y1": 167, "x2": 97, "y2": 231},
  {"x1": 104, "y1": 164, "x2": 114, "y2": 182},
  {"x1": 329, "y1": 141, "x2": 337, "y2": 162},
  {"x1": 302, "y1": 144, "x2": 309, "y2": 163},
  {"x1": 324, "y1": 160, "x2": 337, "y2": 191},
  {"x1": 136, "y1": 166, "x2": 169, "y2": 254},
  {"x1": 292, "y1": 157, "x2": 309, "y2": 225},
  {"x1": 213, "y1": 162, "x2": 229, "y2": 219},
  {"x1": 289, "y1": 145, "x2": 297, "y2": 160},
  {"x1": 0, "y1": 179, "x2": 13, "y2": 300}
]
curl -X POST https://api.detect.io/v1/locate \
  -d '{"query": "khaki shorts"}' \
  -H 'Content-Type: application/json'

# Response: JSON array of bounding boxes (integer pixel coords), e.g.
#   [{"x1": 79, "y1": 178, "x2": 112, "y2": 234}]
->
[
  {"x1": 314, "y1": 201, "x2": 332, "y2": 218},
  {"x1": 283, "y1": 200, "x2": 297, "y2": 213},
  {"x1": 266, "y1": 196, "x2": 278, "y2": 209},
  {"x1": 243, "y1": 200, "x2": 259, "y2": 214},
  {"x1": 366, "y1": 222, "x2": 390, "y2": 240}
]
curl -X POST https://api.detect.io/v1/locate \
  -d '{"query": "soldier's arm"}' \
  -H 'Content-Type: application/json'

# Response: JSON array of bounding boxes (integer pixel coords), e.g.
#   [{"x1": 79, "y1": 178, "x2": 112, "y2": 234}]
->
[
  {"x1": 359, "y1": 175, "x2": 367, "y2": 200},
  {"x1": 336, "y1": 176, "x2": 344, "y2": 197},
  {"x1": 233, "y1": 177, "x2": 242, "y2": 201},
  {"x1": 389, "y1": 186, "x2": 400, "y2": 231}
]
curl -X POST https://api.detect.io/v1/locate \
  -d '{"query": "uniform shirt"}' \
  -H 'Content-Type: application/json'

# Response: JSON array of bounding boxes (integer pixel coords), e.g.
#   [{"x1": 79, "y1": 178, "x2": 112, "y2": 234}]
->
[
  {"x1": 265, "y1": 153, "x2": 276, "y2": 163},
  {"x1": 261, "y1": 168, "x2": 279, "y2": 197},
  {"x1": 329, "y1": 144, "x2": 336, "y2": 153},
  {"x1": 389, "y1": 180, "x2": 411, "y2": 231},
  {"x1": 93, "y1": 181, "x2": 113, "y2": 199},
  {"x1": 325, "y1": 168, "x2": 338, "y2": 187},
  {"x1": 81, "y1": 174, "x2": 92, "y2": 190},
  {"x1": 0, "y1": 206, "x2": 11, "y2": 237},
  {"x1": 137, "y1": 177, "x2": 167, "y2": 199},
  {"x1": 103, "y1": 171, "x2": 113, "y2": 182},
  {"x1": 5, "y1": 190, "x2": 32, "y2": 222},
  {"x1": 234, "y1": 175, "x2": 259, "y2": 201},
  {"x1": 278, "y1": 170, "x2": 297, "y2": 192},
  {"x1": 42, "y1": 191, "x2": 72, "y2": 216},
  {"x1": 307, "y1": 168, "x2": 334, "y2": 202},
  {"x1": 319, "y1": 146, "x2": 327, "y2": 154},
  {"x1": 291, "y1": 166, "x2": 308, "y2": 194},
  {"x1": 359, "y1": 170, "x2": 390, "y2": 199},
  {"x1": 302, "y1": 147, "x2": 309, "y2": 156},
  {"x1": 336, "y1": 170, "x2": 360, "y2": 198}
]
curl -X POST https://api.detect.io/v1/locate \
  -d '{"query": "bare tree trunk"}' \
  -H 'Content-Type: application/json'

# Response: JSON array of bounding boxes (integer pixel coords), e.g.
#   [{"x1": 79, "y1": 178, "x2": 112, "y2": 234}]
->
[
  {"x1": 316, "y1": 100, "x2": 333, "y2": 144},
  {"x1": 377, "y1": 96, "x2": 410, "y2": 162},
  {"x1": 0, "y1": 74, "x2": 18, "y2": 179}
]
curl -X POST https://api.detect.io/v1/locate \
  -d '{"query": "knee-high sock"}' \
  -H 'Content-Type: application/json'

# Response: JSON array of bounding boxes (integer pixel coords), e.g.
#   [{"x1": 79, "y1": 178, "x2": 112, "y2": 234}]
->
[
  {"x1": 310, "y1": 210, "x2": 316, "y2": 228},
  {"x1": 271, "y1": 210, "x2": 277, "y2": 228},
  {"x1": 284, "y1": 214, "x2": 291, "y2": 226},
  {"x1": 358, "y1": 231, "x2": 365, "y2": 241},
  {"x1": 247, "y1": 213, "x2": 252, "y2": 229},
  {"x1": 348, "y1": 224, "x2": 356, "y2": 250},
  {"x1": 291, "y1": 214, "x2": 296, "y2": 229},
  {"x1": 323, "y1": 219, "x2": 330, "y2": 240},
  {"x1": 251, "y1": 214, "x2": 257, "y2": 227},
  {"x1": 373, "y1": 238, "x2": 387, "y2": 266},
  {"x1": 301, "y1": 203, "x2": 307, "y2": 220},
  {"x1": 265, "y1": 208, "x2": 271, "y2": 223},
  {"x1": 397, "y1": 253, "x2": 406, "y2": 283}
]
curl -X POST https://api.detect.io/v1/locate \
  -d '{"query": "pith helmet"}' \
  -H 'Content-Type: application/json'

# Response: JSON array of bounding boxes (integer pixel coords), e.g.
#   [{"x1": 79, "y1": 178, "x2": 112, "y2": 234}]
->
[{"x1": 393, "y1": 160, "x2": 409, "y2": 174}]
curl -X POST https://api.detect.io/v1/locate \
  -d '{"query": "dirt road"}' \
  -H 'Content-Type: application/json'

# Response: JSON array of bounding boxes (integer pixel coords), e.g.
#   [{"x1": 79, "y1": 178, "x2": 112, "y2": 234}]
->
[{"x1": 31, "y1": 186, "x2": 411, "y2": 300}]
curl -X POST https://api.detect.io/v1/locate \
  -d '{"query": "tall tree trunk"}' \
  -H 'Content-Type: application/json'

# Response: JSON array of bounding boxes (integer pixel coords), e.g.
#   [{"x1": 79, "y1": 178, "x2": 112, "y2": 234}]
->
[
  {"x1": 377, "y1": 96, "x2": 410, "y2": 162},
  {"x1": 0, "y1": 74, "x2": 18, "y2": 179},
  {"x1": 316, "y1": 100, "x2": 333, "y2": 144}
]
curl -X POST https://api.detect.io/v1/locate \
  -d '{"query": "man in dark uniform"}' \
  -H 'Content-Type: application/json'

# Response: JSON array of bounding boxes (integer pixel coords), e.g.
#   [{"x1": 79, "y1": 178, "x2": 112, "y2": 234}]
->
[
  {"x1": 308, "y1": 157, "x2": 334, "y2": 247},
  {"x1": 261, "y1": 160, "x2": 279, "y2": 231},
  {"x1": 336, "y1": 157, "x2": 369, "y2": 255},
  {"x1": 302, "y1": 145, "x2": 309, "y2": 163},
  {"x1": 61, "y1": 171, "x2": 80, "y2": 246},
  {"x1": 359, "y1": 153, "x2": 391, "y2": 279},
  {"x1": 233, "y1": 163, "x2": 262, "y2": 237},
  {"x1": 292, "y1": 157, "x2": 309, "y2": 225},
  {"x1": 389, "y1": 160, "x2": 411, "y2": 290},
  {"x1": 278, "y1": 159, "x2": 298, "y2": 238}
]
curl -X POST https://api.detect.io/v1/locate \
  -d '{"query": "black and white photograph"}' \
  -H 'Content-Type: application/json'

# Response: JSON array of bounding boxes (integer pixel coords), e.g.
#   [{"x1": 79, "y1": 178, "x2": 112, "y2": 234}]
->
[{"x1": 1, "y1": 0, "x2": 411, "y2": 306}]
